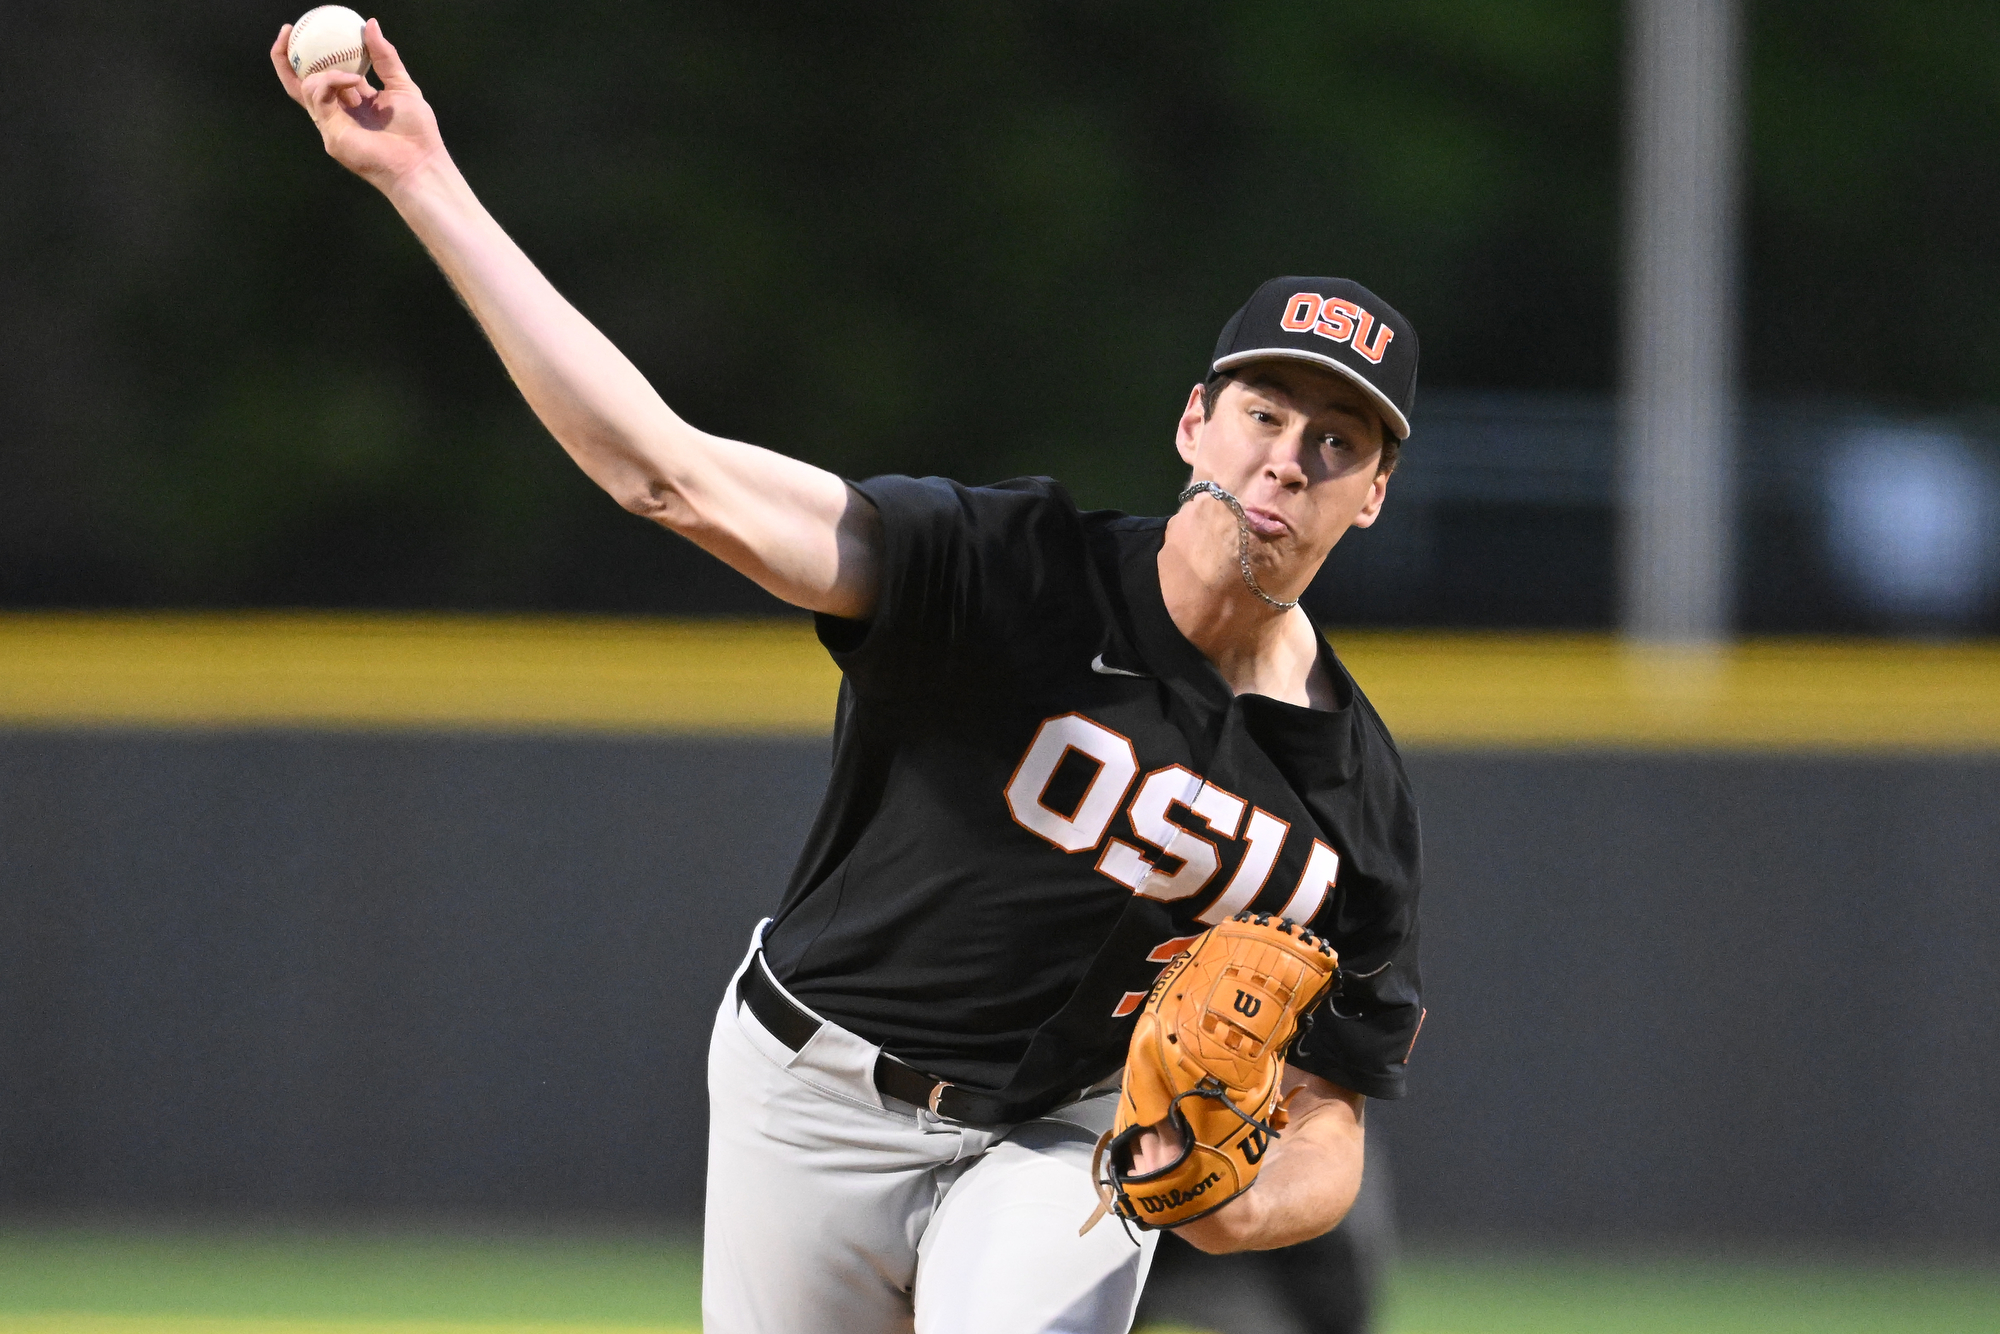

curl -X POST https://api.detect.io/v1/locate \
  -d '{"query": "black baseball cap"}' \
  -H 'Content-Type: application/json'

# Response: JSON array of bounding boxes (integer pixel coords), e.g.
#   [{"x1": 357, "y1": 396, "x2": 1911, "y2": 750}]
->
[{"x1": 1208, "y1": 277, "x2": 1419, "y2": 440}]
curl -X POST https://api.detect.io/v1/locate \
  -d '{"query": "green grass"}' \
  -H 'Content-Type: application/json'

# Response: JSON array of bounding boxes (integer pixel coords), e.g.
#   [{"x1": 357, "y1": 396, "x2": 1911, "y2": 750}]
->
[
  {"x1": 1377, "y1": 1251, "x2": 2000, "y2": 1334},
  {"x1": 0, "y1": 1225, "x2": 701, "y2": 1328},
  {"x1": 0, "y1": 1224, "x2": 1995, "y2": 1333}
]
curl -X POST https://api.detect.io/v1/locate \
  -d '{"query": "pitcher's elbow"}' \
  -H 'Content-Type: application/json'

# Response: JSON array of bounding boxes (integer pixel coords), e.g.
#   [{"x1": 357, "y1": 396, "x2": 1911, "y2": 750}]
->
[{"x1": 617, "y1": 476, "x2": 695, "y2": 529}]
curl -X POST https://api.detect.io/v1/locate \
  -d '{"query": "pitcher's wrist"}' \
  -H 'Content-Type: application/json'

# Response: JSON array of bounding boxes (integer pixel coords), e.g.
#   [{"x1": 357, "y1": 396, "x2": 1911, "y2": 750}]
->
[
  {"x1": 1173, "y1": 1187, "x2": 1267, "y2": 1253},
  {"x1": 383, "y1": 150, "x2": 465, "y2": 213}
]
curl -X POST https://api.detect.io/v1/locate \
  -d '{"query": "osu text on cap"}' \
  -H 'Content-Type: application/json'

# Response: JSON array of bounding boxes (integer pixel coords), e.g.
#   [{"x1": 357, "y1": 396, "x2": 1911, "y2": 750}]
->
[{"x1": 1279, "y1": 292, "x2": 1396, "y2": 366}]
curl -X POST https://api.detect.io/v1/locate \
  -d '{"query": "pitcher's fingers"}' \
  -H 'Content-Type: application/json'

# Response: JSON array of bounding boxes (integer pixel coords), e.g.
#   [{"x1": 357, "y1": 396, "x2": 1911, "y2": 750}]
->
[
  {"x1": 271, "y1": 26, "x2": 308, "y2": 104},
  {"x1": 365, "y1": 19, "x2": 418, "y2": 92},
  {"x1": 301, "y1": 69, "x2": 370, "y2": 116},
  {"x1": 1129, "y1": 1124, "x2": 1180, "y2": 1174}
]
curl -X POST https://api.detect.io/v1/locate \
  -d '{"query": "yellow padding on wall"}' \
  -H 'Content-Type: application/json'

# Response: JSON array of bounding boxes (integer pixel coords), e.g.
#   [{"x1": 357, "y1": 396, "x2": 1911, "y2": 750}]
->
[
  {"x1": 0, "y1": 615, "x2": 839, "y2": 735},
  {"x1": 2, "y1": 614, "x2": 1999, "y2": 750},
  {"x1": 1337, "y1": 633, "x2": 2000, "y2": 752}
]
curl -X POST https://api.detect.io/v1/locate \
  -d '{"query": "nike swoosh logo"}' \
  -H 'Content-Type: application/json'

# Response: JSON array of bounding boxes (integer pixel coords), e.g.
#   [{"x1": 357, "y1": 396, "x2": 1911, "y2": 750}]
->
[{"x1": 1091, "y1": 654, "x2": 1148, "y2": 678}]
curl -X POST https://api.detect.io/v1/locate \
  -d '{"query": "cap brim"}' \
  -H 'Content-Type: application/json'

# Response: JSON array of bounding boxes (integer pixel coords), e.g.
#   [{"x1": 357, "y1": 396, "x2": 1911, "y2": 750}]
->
[{"x1": 1211, "y1": 348, "x2": 1410, "y2": 440}]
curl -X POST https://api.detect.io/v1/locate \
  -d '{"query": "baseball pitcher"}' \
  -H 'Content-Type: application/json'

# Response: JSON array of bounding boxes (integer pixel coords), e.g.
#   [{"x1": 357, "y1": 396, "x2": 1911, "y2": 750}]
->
[{"x1": 275, "y1": 21, "x2": 1424, "y2": 1333}]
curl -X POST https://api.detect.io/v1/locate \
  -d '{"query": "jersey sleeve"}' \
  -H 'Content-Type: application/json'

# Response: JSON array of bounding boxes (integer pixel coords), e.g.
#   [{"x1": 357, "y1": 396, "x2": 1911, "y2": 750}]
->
[
  {"x1": 1289, "y1": 862, "x2": 1423, "y2": 1102},
  {"x1": 1240, "y1": 694, "x2": 1425, "y2": 1101},
  {"x1": 813, "y1": 474, "x2": 1089, "y2": 694}
]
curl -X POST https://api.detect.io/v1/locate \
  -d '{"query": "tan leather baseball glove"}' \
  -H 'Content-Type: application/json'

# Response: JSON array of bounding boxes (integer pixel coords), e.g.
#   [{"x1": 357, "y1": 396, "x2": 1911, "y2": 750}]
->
[{"x1": 1081, "y1": 912, "x2": 1338, "y2": 1234}]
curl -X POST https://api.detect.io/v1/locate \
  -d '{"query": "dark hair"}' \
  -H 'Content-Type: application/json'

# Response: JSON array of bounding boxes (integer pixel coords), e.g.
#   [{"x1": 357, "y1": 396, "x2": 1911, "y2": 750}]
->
[{"x1": 1201, "y1": 373, "x2": 1400, "y2": 474}]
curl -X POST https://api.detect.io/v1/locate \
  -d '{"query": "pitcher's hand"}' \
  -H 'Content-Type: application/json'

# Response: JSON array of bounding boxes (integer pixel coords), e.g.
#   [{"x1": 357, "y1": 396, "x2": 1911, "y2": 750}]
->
[
  {"x1": 271, "y1": 19, "x2": 447, "y2": 193},
  {"x1": 1127, "y1": 1120, "x2": 1183, "y2": 1175}
]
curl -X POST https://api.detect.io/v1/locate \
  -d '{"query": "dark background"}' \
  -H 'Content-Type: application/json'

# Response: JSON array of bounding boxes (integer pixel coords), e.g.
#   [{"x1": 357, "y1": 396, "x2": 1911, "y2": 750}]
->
[
  {"x1": 6, "y1": 0, "x2": 2000, "y2": 1268},
  {"x1": 4, "y1": 734, "x2": 1994, "y2": 1244},
  {"x1": 8, "y1": 1, "x2": 2000, "y2": 628}
]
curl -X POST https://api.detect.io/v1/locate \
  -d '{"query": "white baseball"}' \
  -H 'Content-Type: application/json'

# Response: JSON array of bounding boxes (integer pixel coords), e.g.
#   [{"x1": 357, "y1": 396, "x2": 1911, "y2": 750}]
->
[{"x1": 288, "y1": 6, "x2": 372, "y2": 81}]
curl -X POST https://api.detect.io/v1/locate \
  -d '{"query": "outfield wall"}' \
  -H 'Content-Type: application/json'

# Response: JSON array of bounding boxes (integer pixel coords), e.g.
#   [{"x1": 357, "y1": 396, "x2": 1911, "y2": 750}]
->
[
  {"x1": 4, "y1": 737, "x2": 1996, "y2": 1245},
  {"x1": 2, "y1": 620, "x2": 1996, "y2": 1245}
]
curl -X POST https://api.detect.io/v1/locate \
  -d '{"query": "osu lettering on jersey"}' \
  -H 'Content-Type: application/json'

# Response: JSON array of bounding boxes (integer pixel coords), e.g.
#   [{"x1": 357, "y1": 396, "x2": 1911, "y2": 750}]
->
[{"x1": 760, "y1": 476, "x2": 1424, "y2": 1114}]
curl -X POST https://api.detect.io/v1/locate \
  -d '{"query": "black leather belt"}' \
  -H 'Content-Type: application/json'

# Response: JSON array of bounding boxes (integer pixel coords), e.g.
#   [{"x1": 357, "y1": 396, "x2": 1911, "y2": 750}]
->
[{"x1": 736, "y1": 954, "x2": 1057, "y2": 1126}]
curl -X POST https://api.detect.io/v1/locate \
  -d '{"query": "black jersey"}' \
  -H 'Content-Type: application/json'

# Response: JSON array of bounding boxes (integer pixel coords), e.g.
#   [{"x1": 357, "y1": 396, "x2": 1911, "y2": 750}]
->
[{"x1": 762, "y1": 475, "x2": 1423, "y2": 1110}]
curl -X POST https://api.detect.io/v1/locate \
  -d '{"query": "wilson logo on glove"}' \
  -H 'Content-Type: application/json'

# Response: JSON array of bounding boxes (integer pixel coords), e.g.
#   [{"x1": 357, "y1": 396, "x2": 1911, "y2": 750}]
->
[
  {"x1": 1133, "y1": 1171, "x2": 1223, "y2": 1215},
  {"x1": 1081, "y1": 912, "x2": 1339, "y2": 1235}
]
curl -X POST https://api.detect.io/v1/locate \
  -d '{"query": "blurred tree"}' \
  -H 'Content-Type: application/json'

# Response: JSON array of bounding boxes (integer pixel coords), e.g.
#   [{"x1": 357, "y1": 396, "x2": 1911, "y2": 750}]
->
[
  {"x1": 1745, "y1": 0, "x2": 2000, "y2": 405},
  {"x1": 0, "y1": 1, "x2": 1991, "y2": 615}
]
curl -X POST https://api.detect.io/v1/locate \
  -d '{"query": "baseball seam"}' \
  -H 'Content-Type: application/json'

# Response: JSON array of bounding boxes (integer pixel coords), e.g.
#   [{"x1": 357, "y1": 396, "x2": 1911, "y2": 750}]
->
[{"x1": 302, "y1": 44, "x2": 367, "y2": 77}]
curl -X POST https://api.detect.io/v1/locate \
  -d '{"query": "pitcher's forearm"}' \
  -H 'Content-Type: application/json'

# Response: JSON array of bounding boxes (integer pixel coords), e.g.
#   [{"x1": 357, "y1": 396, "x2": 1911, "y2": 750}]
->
[
  {"x1": 384, "y1": 158, "x2": 688, "y2": 514},
  {"x1": 1174, "y1": 1076, "x2": 1366, "y2": 1254},
  {"x1": 377, "y1": 161, "x2": 876, "y2": 615},
  {"x1": 376, "y1": 160, "x2": 877, "y2": 614}
]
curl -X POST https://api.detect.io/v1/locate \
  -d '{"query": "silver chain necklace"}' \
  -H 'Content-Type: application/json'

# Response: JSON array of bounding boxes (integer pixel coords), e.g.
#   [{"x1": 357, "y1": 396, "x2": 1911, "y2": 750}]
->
[{"x1": 1176, "y1": 480, "x2": 1300, "y2": 611}]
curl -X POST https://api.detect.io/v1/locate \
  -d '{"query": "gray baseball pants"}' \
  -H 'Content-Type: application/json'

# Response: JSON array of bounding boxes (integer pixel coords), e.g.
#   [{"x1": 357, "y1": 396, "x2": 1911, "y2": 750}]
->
[{"x1": 702, "y1": 926, "x2": 1159, "y2": 1333}]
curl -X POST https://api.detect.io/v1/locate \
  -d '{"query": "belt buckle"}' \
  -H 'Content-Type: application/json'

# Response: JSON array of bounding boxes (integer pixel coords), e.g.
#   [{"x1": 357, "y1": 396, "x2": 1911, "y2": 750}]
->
[{"x1": 927, "y1": 1081, "x2": 955, "y2": 1117}]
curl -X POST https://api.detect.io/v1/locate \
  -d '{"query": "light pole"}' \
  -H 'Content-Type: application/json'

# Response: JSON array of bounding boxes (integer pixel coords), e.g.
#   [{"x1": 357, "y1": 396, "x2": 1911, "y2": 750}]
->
[{"x1": 1620, "y1": 0, "x2": 1743, "y2": 648}]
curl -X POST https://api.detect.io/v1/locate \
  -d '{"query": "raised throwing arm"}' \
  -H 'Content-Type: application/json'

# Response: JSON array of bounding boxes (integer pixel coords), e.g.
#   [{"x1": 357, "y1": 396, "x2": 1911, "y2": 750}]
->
[{"x1": 271, "y1": 20, "x2": 882, "y2": 618}]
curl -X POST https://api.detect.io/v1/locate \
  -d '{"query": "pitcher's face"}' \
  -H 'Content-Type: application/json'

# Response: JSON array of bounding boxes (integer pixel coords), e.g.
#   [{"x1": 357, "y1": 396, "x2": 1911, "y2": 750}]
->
[{"x1": 1174, "y1": 362, "x2": 1392, "y2": 574}]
